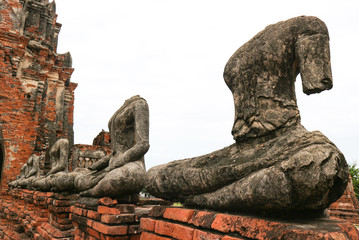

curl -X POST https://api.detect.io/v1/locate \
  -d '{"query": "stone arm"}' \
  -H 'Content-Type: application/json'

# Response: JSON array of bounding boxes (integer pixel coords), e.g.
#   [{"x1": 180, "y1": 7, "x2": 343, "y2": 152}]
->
[
  {"x1": 20, "y1": 164, "x2": 27, "y2": 179},
  {"x1": 89, "y1": 153, "x2": 111, "y2": 171},
  {"x1": 107, "y1": 101, "x2": 150, "y2": 171},
  {"x1": 26, "y1": 158, "x2": 37, "y2": 178}
]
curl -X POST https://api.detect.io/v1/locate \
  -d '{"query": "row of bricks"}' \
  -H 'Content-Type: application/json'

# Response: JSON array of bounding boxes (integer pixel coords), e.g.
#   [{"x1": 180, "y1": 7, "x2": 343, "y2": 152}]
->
[
  {"x1": 1, "y1": 192, "x2": 74, "y2": 239},
  {"x1": 148, "y1": 207, "x2": 288, "y2": 235},
  {"x1": 74, "y1": 227, "x2": 140, "y2": 240},
  {"x1": 144, "y1": 207, "x2": 359, "y2": 240},
  {"x1": 71, "y1": 206, "x2": 137, "y2": 224},
  {"x1": 140, "y1": 218, "x2": 244, "y2": 240},
  {"x1": 71, "y1": 213, "x2": 140, "y2": 236}
]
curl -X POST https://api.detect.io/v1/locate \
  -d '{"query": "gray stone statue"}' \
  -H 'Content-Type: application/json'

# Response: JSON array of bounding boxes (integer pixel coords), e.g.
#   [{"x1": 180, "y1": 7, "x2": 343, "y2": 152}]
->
[
  {"x1": 146, "y1": 16, "x2": 349, "y2": 215},
  {"x1": 9, "y1": 154, "x2": 40, "y2": 189},
  {"x1": 36, "y1": 95, "x2": 149, "y2": 198},
  {"x1": 8, "y1": 163, "x2": 28, "y2": 188},
  {"x1": 76, "y1": 95, "x2": 149, "y2": 197},
  {"x1": 31, "y1": 139, "x2": 70, "y2": 191}
]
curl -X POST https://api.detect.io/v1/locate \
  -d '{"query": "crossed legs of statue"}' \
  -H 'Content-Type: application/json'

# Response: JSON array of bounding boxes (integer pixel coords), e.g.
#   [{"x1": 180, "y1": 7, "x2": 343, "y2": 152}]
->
[
  {"x1": 146, "y1": 125, "x2": 348, "y2": 214},
  {"x1": 79, "y1": 161, "x2": 145, "y2": 198}
]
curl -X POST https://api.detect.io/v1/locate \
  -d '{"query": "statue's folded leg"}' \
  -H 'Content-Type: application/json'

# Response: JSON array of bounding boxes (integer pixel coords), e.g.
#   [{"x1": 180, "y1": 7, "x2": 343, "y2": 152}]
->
[
  {"x1": 18, "y1": 176, "x2": 36, "y2": 189},
  {"x1": 51, "y1": 171, "x2": 82, "y2": 192},
  {"x1": 146, "y1": 153, "x2": 274, "y2": 201},
  {"x1": 9, "y1": 179, "x2": 20, "y2": 188},
  {"x1": 184, "y1": 144, "x2": 348, "y2": 213},
  {"x1": 31, "y1": 176, "x2": 49, "y2": 191},
  {"x1": 80, "y1": 161, "x2": 145, "y2": 198}
]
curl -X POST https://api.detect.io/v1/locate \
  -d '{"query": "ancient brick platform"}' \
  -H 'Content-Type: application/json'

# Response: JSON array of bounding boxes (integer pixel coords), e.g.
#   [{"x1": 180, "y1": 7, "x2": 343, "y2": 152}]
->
[
  {"x1": 140, "y1": 206, "x2": 359, "y2": 240},
  {"x1": 70, "y1": 196, "x2": 155, "y2": 240},
  {"x1": 2, "y1": 189, "x2": 359, "y2": 240},
  {"x1": 0, "y1": 188, "x2": 163, "y2": 240},
  {"x1": 0, "y1": 189, "x2": 51, "y2": 239},
  {"x1": 35, "y1": 192, "x2": 78, "y2": 240}
]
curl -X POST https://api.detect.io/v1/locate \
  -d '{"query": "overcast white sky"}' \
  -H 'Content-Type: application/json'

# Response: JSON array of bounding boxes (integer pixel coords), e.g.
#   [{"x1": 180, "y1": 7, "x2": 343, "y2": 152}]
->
[{"x1": 55, "y1": 0, "x2": 359, "y2": 170}]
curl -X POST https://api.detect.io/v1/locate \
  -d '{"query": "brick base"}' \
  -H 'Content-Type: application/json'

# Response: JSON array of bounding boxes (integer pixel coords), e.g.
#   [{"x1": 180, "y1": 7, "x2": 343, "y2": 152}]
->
[
  {"x1": 140, "y1": 206, "x2": 359, "y2": 240},
  {"x1": 0, "y1": 188, "x2": 167, "y2": 240},
  {"x1": 2, "y1": 189, "x2": 359, "y2": 240},
  {"x1": 70, "y1": 196, "x2": 151, "y2": 240}
]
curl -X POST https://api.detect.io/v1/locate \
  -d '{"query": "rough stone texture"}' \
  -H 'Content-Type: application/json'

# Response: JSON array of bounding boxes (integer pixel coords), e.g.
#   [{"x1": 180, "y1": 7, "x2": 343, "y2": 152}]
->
[
  {"x1": 8, "y1": 154, "x2": 40, "y2": 189},
  {"x1": 8, "y1": 160, "x2": 28, "y2": 188},
  {"x1": 140, "y1": 206, "x2": 359, "y2": 240},
  {"x1": 31, "y1": 138, "x2": 70, "y2": 191},
  {"x1": 328, "y1": 175, "x2": 359, "y2": 225},
  {"x1": 76, "y1": 95, "x2": 150, "y2": 198},
  {"x1": 0, "y1": 0, "x2": 77, "y2": 191},
  {"x1": 34, "y1": 95, "x2": 149, "y2": 198},
  {"x1": 146, "y1": 16, "x2": 349, "y2": 215}
]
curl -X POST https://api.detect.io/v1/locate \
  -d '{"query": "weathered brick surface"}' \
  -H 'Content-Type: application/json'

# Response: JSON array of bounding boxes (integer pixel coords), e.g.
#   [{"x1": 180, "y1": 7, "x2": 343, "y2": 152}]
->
[
  {"x1": 139, "y1": 218, "x2": 156, "y2": 232},
  {"x1": 140, "y1": 206, "x2": 359, "y2": 240},
  {"x1": 0, "y1": 0, "x2": 77, "y2": 191},
  {"x1": 92, "y1": 130, "x2": 111, "y2": 148},
  {"x1": 328, "y1": 175, "x2": 359, "y2": 225},
  {"x1": 188, "y1": 210, "x2": 217, "y2": 229},
  {"x1": 163, "y1": 207, "x2": 195, "y2": 223},
  {"x1": 69, "y1": 197, "x2": 150, "y2": 240},
  {"x1": 193, "y1": 229, "x2": 224, "y2": 240}
]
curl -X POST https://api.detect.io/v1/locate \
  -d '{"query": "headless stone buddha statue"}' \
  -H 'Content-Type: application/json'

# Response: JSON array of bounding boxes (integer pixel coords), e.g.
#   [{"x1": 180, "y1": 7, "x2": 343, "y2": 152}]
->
[
  {"x1": 75, "y1": 95, "x2": 149, "y2": 197},
  {"x1": 38, "y1": 95, "x2": 149, "y2": 198},
  {"x1": 8, "y1": 163, "x2": 28, "y2": 188},
  {"x1": 146, "y1": 16, "x2": 349, "y2": 215},
  {"x1": 10, "y1": 154, "x2": 40, "y2": 189},
  {"x1": 31, "y1": 138, "x2": 70, "y2": 191}
]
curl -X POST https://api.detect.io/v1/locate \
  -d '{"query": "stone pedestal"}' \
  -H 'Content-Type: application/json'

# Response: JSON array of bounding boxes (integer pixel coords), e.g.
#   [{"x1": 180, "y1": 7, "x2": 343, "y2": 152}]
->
[{"x1": 140, "y1": 206, "x2": 359, "y2": 240}]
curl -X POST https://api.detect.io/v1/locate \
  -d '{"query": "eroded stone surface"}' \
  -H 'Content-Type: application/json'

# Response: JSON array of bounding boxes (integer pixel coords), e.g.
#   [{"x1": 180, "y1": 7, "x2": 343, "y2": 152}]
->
[
  {"x1": 32, "y1": 95, "x2": 150, "y2": 198},
  {"x1": 31, "y1": 138, "x2": 70, "y2": 191},
  {"x1": 8, "y1": 154, "x2": 40, "y2": 189},
  {"x1": 146, "y1": 16, "x2": 349, "y2": 215},
  {"x1": 77, "y1": 95, "x2": 149, "y2": 198}
]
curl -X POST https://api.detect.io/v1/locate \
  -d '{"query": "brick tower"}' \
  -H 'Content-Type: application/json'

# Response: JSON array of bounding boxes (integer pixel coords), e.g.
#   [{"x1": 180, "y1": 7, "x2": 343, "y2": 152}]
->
[{"x1": 0, "y1": 0, "x2": 76, "y2": 191}]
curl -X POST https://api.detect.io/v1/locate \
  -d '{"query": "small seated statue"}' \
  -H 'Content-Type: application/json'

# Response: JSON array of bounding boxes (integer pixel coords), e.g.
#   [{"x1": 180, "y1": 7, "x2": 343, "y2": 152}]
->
[
  {"x1": 31, "y1": 138, "x2": 70, "y2": 191},
  {"x1": 75, "y1": 95, "x2": 149, "y2": 197},
  {"x1": 146, "y1": 16, "x2": 349, "y2": 215},
  {"x1": 9, "y1": 154, "x2": 40, "y2": 189},
  {"x1": 38, "y1": 95, "x2": 149, "y2": 198},
  {"x1": 8, "y1": 163, "x2": 28, "y2": 188}
]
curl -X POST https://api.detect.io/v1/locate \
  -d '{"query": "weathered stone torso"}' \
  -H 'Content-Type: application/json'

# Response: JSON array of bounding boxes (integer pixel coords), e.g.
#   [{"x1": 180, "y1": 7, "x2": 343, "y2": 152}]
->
[{"x1": 224, "y1": 16, "x2": 331, "y2": 141}]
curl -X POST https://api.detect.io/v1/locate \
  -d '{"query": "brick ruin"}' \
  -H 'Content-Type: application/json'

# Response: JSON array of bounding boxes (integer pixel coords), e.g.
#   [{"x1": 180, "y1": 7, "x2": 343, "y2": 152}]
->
[
  {"x1": 0, "y1": 1, "x2": 359, "y2": 240},
  {"x1": 0, "y1": 0, "x2": 76, "y2": 191}
]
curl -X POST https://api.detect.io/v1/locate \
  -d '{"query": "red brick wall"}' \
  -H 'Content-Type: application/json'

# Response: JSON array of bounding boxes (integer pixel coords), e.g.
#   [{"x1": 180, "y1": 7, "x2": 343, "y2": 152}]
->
[
  {"x1": 69, "y1": 144, "x2": 111, "y2": 172},
  {"x1": 0, "y1": 0, "x2": 76, "y2": 191},
  {"x1": 93, "y1": 130, "x2": 111, "y2": 148}
]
